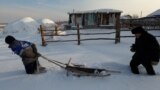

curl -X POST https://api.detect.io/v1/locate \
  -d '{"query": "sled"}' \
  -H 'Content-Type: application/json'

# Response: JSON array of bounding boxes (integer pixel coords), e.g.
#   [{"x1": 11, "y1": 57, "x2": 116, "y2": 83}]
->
[
  {"x1": 40, "y1": 55, "x2": 120, "y2": 77},
  {"x1": 65, "y1": 65, "x2": 111, "y2": 77}
]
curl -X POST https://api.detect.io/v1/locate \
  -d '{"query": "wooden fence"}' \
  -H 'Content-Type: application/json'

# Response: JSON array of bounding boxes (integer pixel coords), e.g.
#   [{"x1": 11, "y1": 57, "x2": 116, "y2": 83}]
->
[
  {"x1": 121, "y1": 17, "x2": 160, "y2": 30},
  {"x1": 39, "y1": 24, "x2": 120, "y2": 46},
  {"x1": 120, "y1": 29, "x2": 160, "y2": 38},
  {"x1": 39, "y1": 24, "x2": 160, "y2": 46}
]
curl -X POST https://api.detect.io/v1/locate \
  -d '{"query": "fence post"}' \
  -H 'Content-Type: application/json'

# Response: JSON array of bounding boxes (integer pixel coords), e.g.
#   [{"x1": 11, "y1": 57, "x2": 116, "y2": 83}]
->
[
  {"x1": 40, "y1": 25, "x2": 47, "y2": 46},
  {"x1": 115, "y1": 13, "x2": 121, "y2": 44},
  {"x1": 55, "y1": 25, "x2": 58, "y2": 35},
  {"x1": 77, "y1": 24, "x2": 81, "y2": 45}
]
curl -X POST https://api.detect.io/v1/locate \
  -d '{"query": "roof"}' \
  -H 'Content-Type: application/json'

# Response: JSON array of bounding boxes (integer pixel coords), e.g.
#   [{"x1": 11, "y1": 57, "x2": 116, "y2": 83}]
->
[
  {"x1": 146, "y1": 9, "x2": 160, "y2": 17},
  {"x1": 121, "y1": 15, "x2": 132, "y2": 19},
  {"x1": 68, "y1": 9, "x2": 122, "y2": 14}
]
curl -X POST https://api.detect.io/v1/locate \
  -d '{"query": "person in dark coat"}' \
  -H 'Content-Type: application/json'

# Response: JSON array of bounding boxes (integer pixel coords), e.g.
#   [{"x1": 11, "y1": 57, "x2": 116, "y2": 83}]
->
[
  {"x1": 130, "y1": 26, "x2": 160, "y2": 75},
  {"x1": 5, "y1": 35, "x2": 45, "y2": 74}
]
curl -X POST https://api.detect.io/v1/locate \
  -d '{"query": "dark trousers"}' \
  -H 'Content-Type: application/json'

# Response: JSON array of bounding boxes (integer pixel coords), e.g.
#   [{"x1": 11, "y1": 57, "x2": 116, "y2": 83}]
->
[
  {"x1": 130, "y1": 56, "x2": 155, "y2": 75},
  {"x1": 24, "y1": 61, "x2": 37, "y2": 74}
]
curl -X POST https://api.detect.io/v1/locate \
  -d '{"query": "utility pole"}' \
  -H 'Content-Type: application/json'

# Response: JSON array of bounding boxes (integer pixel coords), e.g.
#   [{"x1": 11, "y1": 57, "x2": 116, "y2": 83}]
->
[{"x1": 140, "y1": 11, "x2": 142, "y2": 18}]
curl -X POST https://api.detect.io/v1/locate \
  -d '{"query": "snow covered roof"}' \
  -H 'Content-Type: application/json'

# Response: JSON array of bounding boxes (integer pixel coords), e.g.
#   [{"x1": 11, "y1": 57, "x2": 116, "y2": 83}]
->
[
  {"x1": 121, "y1": 15, "x2": 132, "y2": 19},
  {"x1": 69, "y1": 9, "x2": 122, "y2": 14},
  {"x1": 146, "y1": 9, "x2": 160, "y2": 17}
]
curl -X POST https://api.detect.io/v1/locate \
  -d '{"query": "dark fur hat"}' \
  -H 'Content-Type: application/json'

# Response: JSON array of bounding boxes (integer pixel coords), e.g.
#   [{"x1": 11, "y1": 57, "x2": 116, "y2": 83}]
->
[
  {"x1": 5, "y1": 35, "x2": 16, "y2": 44},
  {"x1": 131, "y1": 26, "x2": 145, "y2": 34}
]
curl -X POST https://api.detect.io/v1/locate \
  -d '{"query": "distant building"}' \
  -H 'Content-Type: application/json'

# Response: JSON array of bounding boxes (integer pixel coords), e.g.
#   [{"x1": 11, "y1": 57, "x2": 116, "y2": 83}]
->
[
  {"x1": 120, "y1": 9, "x2": 160, "y2": 29},
  {"x1": 68, "y1": 9, "x2": 122, "y2": 29},
  {"x1": 146, "y1": 9, "x2": 160, "y2": 18},
  {"x1": 141, "y1": 9, "x2": 160, "y2": 29},
  {"x1": 120, "y1": 15, "x2": 132, "y2": 28}
]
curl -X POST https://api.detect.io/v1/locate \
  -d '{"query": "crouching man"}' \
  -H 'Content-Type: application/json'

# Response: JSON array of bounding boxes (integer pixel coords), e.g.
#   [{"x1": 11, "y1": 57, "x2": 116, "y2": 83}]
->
[
  {"x1": 5, "y1": 35, "x2": 45, "y2": 74},
  {"x1": 130, "y1": 26, "x2": 160, "y2": 75}
]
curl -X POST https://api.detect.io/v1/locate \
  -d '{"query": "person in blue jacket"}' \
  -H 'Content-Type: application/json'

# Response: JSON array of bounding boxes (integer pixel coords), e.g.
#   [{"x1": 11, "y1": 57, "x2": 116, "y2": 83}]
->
[{"x1": 5, "y1": 35, "x2": 45, "y2": 74}]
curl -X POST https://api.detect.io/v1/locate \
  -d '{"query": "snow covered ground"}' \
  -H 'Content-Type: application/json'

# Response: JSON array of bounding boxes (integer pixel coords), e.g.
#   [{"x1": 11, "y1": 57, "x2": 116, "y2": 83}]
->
[{"x1": 0, "y1": 17, "x2": 160, "y2": 90}]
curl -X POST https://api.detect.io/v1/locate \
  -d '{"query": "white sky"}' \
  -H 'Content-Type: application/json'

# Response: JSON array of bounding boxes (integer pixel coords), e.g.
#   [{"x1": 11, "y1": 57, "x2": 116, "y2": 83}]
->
[{"x1": 0, "y1": 0, "x2": 159, "y2": 22}]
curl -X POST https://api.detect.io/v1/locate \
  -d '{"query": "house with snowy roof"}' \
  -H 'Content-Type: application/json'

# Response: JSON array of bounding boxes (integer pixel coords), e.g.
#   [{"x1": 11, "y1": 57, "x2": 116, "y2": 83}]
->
[
  {"x1": 146, "y1": 9, "x2": 160, "y2": 18},
  {"x1": 126, "y1": 9, "x2": 160, "y2": 30},
  {"x1": 68, "y1": 9, "x2": 122, "y2": 29}
]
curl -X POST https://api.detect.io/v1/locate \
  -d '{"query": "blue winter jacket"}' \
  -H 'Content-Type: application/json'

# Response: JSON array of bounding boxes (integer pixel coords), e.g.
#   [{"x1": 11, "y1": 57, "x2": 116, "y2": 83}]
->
[{"x1": 9, "y1": 40, "x2": 32, "y2": 55}]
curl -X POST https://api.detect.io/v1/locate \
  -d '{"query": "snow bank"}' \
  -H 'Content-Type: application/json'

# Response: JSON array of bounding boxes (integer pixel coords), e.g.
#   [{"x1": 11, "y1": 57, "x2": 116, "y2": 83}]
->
[
  {"x1": 37, "y1": 18, "x2": 57, "y2": 28},
  {"x1": 3, "y1": 17, "x2": 39, "y2": 35},
  {"x1": 1, "y1": 17, "x2": 41, "y2": 44},
  {"x1": 1, "y1": 17, "x2": 67, "y2": 43},
  {"x1": 37, "y1": 18, "x2": 66, "y2": 41}
]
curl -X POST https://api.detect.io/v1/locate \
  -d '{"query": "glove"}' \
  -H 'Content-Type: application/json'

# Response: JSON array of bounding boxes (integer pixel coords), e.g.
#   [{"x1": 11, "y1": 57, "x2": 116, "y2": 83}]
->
[
  {"x1": 130, "y1": 44, "x2": 136, "y2": 52},
  {"x1": 36, "y1": 52, "x2": 41, "y2": 57}
]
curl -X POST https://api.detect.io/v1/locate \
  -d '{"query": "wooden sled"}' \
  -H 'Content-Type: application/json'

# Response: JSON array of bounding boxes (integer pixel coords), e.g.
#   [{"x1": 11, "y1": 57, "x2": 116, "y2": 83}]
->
[{"x1": 40, "y1": 55, "x2": 120, "y2": 77}]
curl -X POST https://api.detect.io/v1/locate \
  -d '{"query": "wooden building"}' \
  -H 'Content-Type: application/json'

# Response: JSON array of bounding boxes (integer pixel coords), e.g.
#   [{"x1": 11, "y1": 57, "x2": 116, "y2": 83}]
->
[
  {"x1": 68, "y1": 9, "x2": 122, "y2": 29},
  {"x1": 120, "y1": 9, "x2": 160, "y2": 29}
]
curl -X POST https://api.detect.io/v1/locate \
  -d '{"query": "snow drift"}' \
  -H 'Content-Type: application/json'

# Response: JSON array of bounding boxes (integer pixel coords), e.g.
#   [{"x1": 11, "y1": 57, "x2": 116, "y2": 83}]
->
[
  {"x1": 3, "y1": 17, "x2": 39, "y2": 35},
  {"x1": 37, "y1": 18, "x2": 56, "y2": 28}
]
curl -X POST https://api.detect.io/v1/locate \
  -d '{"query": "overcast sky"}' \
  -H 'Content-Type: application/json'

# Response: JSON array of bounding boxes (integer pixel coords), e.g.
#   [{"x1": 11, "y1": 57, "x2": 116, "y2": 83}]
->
[{"x1": 0, "y1": 0, "x2": 159, "y2": 23}]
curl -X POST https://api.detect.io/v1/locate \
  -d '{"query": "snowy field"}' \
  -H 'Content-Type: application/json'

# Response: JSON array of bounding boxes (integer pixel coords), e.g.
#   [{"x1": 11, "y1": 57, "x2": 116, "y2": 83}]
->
[{"x1": 0, "y1": 17, "x2": 160, "y2": 90}]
